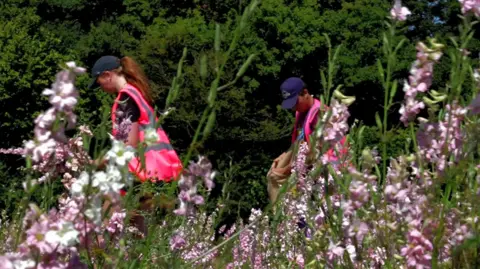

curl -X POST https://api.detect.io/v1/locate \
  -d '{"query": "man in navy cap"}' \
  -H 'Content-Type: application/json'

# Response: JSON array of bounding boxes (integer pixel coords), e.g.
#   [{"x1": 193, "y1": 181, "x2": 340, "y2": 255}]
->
[
  {"x1": 279, "y1": 77, "x2": 319, "y2": 143},
  {"x1": 268, "y1": 77, "x2": 322, "y2": 197}
]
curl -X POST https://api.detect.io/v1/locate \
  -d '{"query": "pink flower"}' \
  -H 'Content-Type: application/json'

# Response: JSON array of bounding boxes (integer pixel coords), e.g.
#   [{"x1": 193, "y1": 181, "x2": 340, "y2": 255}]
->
[
  {"x1": 295, "y1": 254, "x2": 305, "y2": 268},
  {"x1": 0, "y1": 147, "x2": 25, "y2": 155},
  {"x1": 24, "y1": 217, "x2": 55, "y2": 254},
  {"x1": 400, "y1": 41, "x2": 443, "y2": 126},
  {"x1": 390, "y1": 0, "x2": 411, "y2": 21},
  {"x1": 349, "y1": 180, "x2": 370, "y2": 208},
  {"x1": 106, "y1": 211, "x2": 126, "y2": 234},
  {"x1": 326, "y1": 242, "x2": 345, "y2": 264},
  {"x1": 321, "y1": 99, "x2": 350, "y2": 145},
  {"x1": 417, "y1": 102, "x2": 467, "y2": 173},
  {"x1": 78, "y1": 125, "x2": 93, "y2": 136},
  {"x1": 346, "y1": 220, "x2": 369, "y2": 243},
  {"x1": 292, "y1": 142, "x2": 309, "y2": 191},
  {"x1": 449, "y1": 224, "x2": 472, "y2": 247},
  {"x1": 400, "y1": 229, "x2": 433, "y2": 268},
  {"x1": 459, "y1": 0, "x2": 480, "y2": 17}
]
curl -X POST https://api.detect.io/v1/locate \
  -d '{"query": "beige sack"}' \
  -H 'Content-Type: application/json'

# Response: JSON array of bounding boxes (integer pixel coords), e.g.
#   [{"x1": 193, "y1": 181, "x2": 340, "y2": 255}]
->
[{"x1": 267, "y1": 150, "x2": 293, "y2": 203}]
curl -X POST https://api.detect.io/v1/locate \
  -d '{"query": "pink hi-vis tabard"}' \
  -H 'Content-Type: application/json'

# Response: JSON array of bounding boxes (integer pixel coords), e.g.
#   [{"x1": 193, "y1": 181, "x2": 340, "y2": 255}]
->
[
  {"x1": 291, "y1": 98, "x2": 348, "y2": 163},
  {"x1": 111, "y1": 84, "x2": 182, "y2": 183}
]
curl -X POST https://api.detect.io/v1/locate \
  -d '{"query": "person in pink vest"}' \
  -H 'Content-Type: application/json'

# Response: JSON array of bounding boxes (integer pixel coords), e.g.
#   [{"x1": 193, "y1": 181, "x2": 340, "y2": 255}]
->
[
  {"x1": 89, "y1": 55, "x2": 182, "y2": 183},
  {"x1": 271, "y1": 77, "x2": 347, "y2": 176},
  {"x1": 89, "y1": 55, "x2": 182, "y2": 235}
]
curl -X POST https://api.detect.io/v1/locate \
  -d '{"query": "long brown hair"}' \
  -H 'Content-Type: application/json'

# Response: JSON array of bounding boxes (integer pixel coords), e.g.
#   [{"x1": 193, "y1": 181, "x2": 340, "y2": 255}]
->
[{"x1": 116, "y1": 56, "x2": 154, "y2": 105}]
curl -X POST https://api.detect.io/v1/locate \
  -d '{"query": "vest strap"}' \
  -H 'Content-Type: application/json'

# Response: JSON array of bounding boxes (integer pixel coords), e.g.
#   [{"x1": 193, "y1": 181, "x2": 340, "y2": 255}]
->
[
  {"x1": 123, "y1": 87, "x2": 157, "y2": 129},
  {"x1": 145, "y1": 142, "x2": 174, "y2": 152}
]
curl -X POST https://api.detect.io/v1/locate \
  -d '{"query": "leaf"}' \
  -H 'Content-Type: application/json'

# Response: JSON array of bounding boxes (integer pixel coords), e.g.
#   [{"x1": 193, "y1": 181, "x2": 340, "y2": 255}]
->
[
  {"x1": 357, "y1": 125, "x2": 365, "y2": 150},
  {"x1": 202, "y1": 110, "x2": 216, "y2": 139},
  {"x1": 332, "y1": 44, "x2": 342, "y2": 66},
  {"x1": 322, "y1": 33, "x2": 332, "y2": 49},
  {"x1": 320, "y1": 70, "x2": 327, "y2": 91},
  {"x1": 382, "y1": 33, "x2": 389, "y2": 53},
  {"x1": 393, "y1": 38, "x2": 406, "y2": 54},
  {"x1": 377, "y1": 59, "x2": 385, "y2": 83},
  {"x1": 389, "y1": 79, "x2": 398, "y2": 105},
  {"x1": 236, "y1": 54, "x2": 256, "y2": 78},
  {"x1": 449, "y1": 36, "x2": 459, "y2": 49},
  {"x1": 200, "y1": 54, "x2": 207, "y2": 79},
  {"x1": 215, "y1": 24, "x2": 221, "y2": 52},
  {"x1": 375, "y1": 112, "x2": 382, "y2": 130},
  {"x1": 208, "y1": 78, "x2": 219, "y2": 107},
  {"x1": 464, "y1": 30, "x2": 475, "y2": 48}
]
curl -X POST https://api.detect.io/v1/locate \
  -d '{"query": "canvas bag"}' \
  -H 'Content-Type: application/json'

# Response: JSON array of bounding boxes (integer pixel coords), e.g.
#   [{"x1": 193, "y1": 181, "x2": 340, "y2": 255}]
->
[{"x1": 266, "y1": 150, "x2": 293, "y2": 203}]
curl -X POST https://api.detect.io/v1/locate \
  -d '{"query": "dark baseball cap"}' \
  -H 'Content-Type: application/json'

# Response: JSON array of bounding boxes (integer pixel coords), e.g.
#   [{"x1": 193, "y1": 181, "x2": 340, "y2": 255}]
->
[
  {"x1": 280, "y1": 77, "x2": 305, "y2": 109},
  {"x1": 88, "y1": 56, "x2": 121, "y2": 89}
]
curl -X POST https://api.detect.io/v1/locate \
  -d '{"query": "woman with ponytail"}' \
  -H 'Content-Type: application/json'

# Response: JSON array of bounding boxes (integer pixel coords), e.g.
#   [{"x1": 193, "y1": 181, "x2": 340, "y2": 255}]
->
[{"x1": 89, "y1": 55, "x2": 182, "y2": 235}]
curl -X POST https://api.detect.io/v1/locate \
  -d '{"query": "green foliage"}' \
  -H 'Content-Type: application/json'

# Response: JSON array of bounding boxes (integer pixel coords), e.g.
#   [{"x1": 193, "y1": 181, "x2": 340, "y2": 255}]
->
[
  {"x1": 0, "y1": 162, "x2": 23, "y2": 214},
  {"x1": 0, "y1": 2, "x2": 74, "y2": 147},
  {"x1": 362, "y1": 125, "x2": 412, "y2": 158}
]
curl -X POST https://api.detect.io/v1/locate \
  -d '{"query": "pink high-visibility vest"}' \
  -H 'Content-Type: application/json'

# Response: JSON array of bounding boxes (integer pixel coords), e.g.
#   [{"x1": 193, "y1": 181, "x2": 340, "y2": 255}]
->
[
  {"x1": 111, "y1": 84, "x2": 182, "y2": 183},
  {"x1": 291, "y1": 98, "x2": 348, "y2": 162}
]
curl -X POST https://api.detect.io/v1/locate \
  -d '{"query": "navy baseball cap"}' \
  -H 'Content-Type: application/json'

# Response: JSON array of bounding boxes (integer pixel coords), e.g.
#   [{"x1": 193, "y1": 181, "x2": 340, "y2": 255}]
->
[
  {"x1": 88, "y1": 56, "x2": 121, "y2": 89},
  {"x1": 280, "y1": 77, "x2": 305, "y2": 109}
]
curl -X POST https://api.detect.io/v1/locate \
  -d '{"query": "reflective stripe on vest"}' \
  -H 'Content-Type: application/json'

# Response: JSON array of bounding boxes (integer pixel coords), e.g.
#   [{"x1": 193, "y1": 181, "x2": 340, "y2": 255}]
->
[{"x1": 145, "y1": 142, "x2": 173, "y2": 152}]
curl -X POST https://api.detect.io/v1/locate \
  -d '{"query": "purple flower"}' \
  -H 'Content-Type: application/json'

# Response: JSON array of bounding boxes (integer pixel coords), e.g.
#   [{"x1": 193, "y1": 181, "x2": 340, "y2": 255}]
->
[
  {"x1": 468, "y1": 92, "x2": 480, "y2": 115},
  {"x1": 174, "y1": 156, "x2": 216, "y2": 216},
  {"x1": 170, "y1": 233, "x2": 186, "y2": 250},
  {"x1": 113, "y1": 117, "x2": 132, "y2": 142}
]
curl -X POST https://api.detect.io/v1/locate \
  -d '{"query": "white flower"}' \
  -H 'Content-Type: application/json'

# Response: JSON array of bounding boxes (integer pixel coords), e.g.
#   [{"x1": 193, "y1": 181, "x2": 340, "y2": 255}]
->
[
  {"x1": 31, "y1": 139, "x2": 57, "y2": 163},
  {"x1": 66, "y1": 61, "x2": 87, "y2": 74},
  {"x1": 12, "y1": 259, "x2": 36, "y2": 269},
  {"x1": 22, "y1": 179, "x2": 38, "y2": 191},
  {"x1": 70, "y1": 171, "x2": 90, "y2": 197},
  {"x1": 45, "y1": 221, "x2": 79, "y2": 247},
  {"x1": 390, "y1": 0, "x2": 411, "y2": 21},
  {"x1": 92, "y1": 165, "x2": 124, "y2": 195},
  {"x1": 162, "y1": 107, "x2": 175, "y2": 117},
  {"x1": 346, "y1": 244, "x2": 357, "y2": 262},
  {"x1": 85, "y1": 195, "x2": 102, "y2": 227},
  {"x1": 106, "y1": 140, "x2": 135, "y2": 167},
  {"x1": 144, "y1": 128, "x2": 159, "y2": 146}
]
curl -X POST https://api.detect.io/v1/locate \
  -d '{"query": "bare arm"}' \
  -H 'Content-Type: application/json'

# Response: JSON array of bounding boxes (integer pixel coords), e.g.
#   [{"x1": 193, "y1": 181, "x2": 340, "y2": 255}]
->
[{"x1": 126, "y1": 122, "x2": 140, "y2": 148}]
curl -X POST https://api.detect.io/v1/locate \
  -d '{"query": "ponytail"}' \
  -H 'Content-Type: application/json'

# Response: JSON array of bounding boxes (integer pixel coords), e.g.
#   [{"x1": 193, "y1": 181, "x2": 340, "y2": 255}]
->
[{"x1": 118, "y1": 56, "x2": 154, "y2": 105}]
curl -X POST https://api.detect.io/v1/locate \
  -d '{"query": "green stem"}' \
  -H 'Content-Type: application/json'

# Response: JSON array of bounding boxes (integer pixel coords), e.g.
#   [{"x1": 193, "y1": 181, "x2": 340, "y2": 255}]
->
[
  {"x1": 181, "y1": 108, "x2": 210, "y2": 169},
  {"x1": 380, "y1": 22, "x2": 397, "y2": 186}
]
